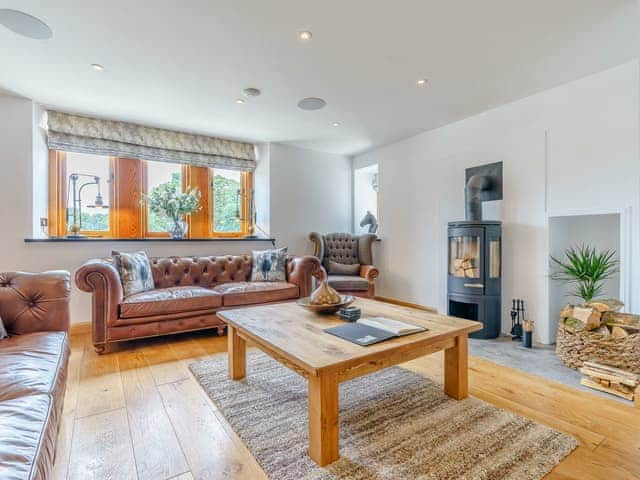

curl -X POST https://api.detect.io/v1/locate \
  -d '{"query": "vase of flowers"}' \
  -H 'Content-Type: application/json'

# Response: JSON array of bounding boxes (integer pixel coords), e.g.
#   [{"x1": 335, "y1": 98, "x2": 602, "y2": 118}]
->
[{"x1": 142, "y1": 184, "x2": 201, "y2": 239}]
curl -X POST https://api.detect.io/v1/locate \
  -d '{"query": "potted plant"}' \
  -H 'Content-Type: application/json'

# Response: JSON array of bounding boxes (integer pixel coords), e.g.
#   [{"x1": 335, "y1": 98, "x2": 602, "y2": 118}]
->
[
  {"x1": 550, "y1": 245, "x2": 640, "y2": 374},
  {"x1": 142, "y1": 184, "x2": 201, "y2": 239},
  {"x1": 550, "y1": 245, "x2": 618, "y2": 303}
]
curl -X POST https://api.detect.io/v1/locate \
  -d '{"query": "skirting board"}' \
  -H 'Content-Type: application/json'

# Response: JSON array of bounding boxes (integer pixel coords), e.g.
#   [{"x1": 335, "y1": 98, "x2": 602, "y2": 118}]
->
[
  {"x1": 374, "y1": 296, "x2": 438, "y2": 313},
  {"x1": 70, "y1": 321, "x2": 91, "y2": 336}
]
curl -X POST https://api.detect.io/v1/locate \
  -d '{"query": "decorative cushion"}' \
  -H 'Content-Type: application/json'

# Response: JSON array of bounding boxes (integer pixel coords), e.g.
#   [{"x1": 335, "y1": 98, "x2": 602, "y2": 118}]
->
[
  {"x1": 113, "y1": 251, "x2": 155, "y2": 297},
  {"x1": 329, "y1": 260, "x2": 360, "y2": 276},
  {"x1": 251, "y1": 247, "x2": 288, "y2": 282},
  {"x1": 327, "y1": 275, "x2": 370, "y2": 291},
  {"x1": 0, "y1": 316, "x2": 7, "y2": 339}
]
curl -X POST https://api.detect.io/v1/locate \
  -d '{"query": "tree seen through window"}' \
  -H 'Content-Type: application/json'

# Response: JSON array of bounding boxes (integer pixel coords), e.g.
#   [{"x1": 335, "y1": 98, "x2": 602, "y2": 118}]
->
[{"x1": 213, "y1": 170, "x2": 242, "y2": 233}]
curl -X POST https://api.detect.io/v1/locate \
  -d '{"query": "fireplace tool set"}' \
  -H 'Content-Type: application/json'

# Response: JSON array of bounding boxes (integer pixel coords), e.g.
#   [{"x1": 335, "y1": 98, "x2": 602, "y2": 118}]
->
[
  {"x1": 510, "y1": 299, "x2": 524, "y2": 340},
  {"x1": 510, "y1": 299, "x2": 533, "y2": 347}
]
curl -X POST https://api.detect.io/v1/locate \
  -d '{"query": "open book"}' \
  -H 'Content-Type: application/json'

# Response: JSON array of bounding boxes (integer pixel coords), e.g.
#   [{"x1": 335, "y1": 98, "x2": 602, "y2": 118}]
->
[
  {"x1": 325, "y1": 317, "x2": 426, "y2": 346},
  {"x1": 356, "y1": 317, "x2": 425, "y2": 336}
]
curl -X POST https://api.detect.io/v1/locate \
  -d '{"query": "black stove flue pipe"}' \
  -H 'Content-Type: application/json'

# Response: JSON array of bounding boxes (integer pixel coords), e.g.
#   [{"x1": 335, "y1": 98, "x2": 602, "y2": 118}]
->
[{"x1": 465, "y1": 174, "x2": 492, "y2": 221}]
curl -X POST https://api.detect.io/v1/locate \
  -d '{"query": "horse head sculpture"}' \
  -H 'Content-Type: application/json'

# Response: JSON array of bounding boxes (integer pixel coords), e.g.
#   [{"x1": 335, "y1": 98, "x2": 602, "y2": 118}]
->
[{"x1": 359, "y1": 210, "x2": 378, "y2": 234}]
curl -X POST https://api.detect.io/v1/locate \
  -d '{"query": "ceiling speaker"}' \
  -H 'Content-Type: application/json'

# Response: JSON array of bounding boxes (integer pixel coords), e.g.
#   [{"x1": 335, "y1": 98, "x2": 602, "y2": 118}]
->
[
  {"x1": 297, "y1": 97, "x2": 327, "y2": 111},
  {"x1": 0, "y1": 9, "x2": 52, "y2": 40}
]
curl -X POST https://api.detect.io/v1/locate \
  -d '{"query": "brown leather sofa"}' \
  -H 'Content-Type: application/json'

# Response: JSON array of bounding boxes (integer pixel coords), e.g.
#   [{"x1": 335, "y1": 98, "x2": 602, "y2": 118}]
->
[
  {"x1": 0, "y1": 271, "x2": 71, "y2": 480},
  {"x1": 76, "y1": 254, "x2": 323, "y2": 353}
]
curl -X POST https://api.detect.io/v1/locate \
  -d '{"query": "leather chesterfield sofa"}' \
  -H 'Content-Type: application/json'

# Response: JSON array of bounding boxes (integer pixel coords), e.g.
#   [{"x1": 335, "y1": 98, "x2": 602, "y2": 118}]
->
[
  {"x1": 0, "y1": 271, "x2": 71, "y2": 480},
  {"x1": 76, "y1": 254, "x2": 323, "y2": 353}
]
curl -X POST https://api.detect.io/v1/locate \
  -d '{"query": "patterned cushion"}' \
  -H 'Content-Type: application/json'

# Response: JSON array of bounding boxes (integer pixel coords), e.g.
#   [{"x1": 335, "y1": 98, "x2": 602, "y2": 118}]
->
[
  {"x1": 251, "y1": 247, "x2": 288, "y2": 282},
  {"x1": 328, "y1": 260, "x2": 360, "y2": 276},
  {"x1": 113, "y1": 251, "x2": 155, "y2": 297},
  {"x1": 0, "y1": 316, "x2": 7, "y2": 339}
]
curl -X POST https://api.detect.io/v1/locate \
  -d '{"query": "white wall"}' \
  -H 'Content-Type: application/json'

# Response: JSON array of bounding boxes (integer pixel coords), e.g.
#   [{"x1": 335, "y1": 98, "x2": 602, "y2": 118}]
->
[
  {"x1": 0, "y1": 97, "x2": 353, "y2": 324},
  {"x1": 268, "y1": 143, "x2": 353, "y2": 255},
  {"x1": 253, "y1": 142, "x2": 271, "y2": 236},
  {"x1": 354, "y1": 61, "x2": 640, "y2": 344}
]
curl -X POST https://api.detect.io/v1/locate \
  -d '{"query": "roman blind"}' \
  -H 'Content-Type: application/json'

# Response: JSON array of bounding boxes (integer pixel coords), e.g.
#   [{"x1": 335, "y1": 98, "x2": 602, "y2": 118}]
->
[{"x1": 46, "y1": 110, "x2": 256, "y2": 171}]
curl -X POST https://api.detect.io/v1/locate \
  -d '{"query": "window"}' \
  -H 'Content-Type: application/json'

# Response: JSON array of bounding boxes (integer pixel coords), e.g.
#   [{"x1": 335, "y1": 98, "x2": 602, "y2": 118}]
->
[
  {"x1": 212, "y1": 169, "x2": 242, "y2": 233},
  {"x1": 353, "y1": 164, "x2": 380, "y2": 235},
  {"x1": 48, "y1": 151, "x2": 113, "y2": 237},
  {"x1": 48, "y1": 151, "x2": 252, "y2": 239},
  {"x1": 145, "y1": 161, "x2": 184, "y2": 235}
]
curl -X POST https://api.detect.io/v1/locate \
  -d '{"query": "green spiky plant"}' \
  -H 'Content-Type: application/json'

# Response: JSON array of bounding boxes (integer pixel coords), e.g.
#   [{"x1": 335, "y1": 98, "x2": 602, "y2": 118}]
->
[{"x1": 550, "y1": 245, "x2": 618, "y2": 303}]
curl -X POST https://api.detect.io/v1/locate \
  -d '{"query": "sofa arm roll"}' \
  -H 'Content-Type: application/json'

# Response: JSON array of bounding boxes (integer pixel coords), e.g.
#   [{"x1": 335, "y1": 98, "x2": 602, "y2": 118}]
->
[
  {"x1": 286, "y1": 256, "x2": 324, "y2": 297},
  {"x1": 360, "y1": 265, "x2": 380, "y2": 282},
  {"x1": 0, "y1": 271, "x2": 71, "y2": 334},
  {"x1": 75, "y1": 258, "x2": 123, "y2": 300},
  {"x1": 75, "y1": 259, "x2": 123, "y2": 348}
]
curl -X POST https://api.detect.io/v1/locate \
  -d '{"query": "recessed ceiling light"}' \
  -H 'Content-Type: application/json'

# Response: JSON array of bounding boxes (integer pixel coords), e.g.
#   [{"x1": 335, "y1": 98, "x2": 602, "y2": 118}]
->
[
  {"x1": 91, "y1": 63, "x2": 105, "y2": 72},
  {"x1": 243, "y1": 87, "x2": 261, "y2": 97},
  {"x1": 299, "y1": 30, "x2": 312, "y2": 41},
  {"x1": 235, "y1": 98, "x2": 245, "y2": 104},
  {"x1": 331, "y1": 122, "x2": 340, "y2": 127},
  {"x1": 0, "y1": 9, "x2": 52, "y2": 40},
  {"x1": 417, "y1": 78, "x2": 428, "y2": 86},
  {"x1": 297, "y1": 97, "x2": 326, "y2": 111}
]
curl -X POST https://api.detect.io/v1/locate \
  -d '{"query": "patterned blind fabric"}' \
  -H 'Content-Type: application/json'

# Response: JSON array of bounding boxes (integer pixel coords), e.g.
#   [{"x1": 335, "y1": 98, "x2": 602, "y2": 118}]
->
[{"x1": 46, "y1": 111, "x2": 256, "y2": 171}]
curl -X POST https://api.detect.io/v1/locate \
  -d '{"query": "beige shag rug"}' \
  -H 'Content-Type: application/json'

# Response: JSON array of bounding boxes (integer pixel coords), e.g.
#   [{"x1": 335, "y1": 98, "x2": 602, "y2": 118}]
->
[{"x1": 190, "y1": 351, "x2": 577, "y2": 480}]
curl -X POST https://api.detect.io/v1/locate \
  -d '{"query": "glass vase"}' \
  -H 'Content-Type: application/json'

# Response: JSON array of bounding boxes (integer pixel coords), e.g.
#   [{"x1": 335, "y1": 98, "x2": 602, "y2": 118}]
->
[{"x1": 167, "y1": 219, "x2": 188, "y2": 239}]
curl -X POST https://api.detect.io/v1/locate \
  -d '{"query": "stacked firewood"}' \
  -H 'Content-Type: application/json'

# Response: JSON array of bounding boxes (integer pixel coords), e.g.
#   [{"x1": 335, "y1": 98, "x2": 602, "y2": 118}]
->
[
  {"x1": 452, "y1": 258, "x2": 479, "y2": 278},
  {"x1": 579, "y1": 361, "x2": 639, "y2": 404},
  {"x1": 559, "y1": 299, "x2": 639, "y2": 337}
]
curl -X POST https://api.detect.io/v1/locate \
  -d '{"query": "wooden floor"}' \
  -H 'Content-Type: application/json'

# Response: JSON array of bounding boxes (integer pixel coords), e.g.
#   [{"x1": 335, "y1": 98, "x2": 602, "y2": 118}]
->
[{"x1": 54, "y1": 330, "x2": 640, "y2": 480}]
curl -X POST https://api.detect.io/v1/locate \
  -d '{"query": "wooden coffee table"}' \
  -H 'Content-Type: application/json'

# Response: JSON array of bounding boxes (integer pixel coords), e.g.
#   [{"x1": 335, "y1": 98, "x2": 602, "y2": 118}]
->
[{"x1": 218, "y1": 298, "x2": 482, "y2": 466}]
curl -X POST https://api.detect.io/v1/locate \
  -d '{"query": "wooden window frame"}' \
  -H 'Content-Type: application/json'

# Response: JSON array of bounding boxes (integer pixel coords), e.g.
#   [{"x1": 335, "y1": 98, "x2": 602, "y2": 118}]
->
[
  {"x1": 48, "y1": 150, "x2": 253, "y2": 239},
  {"x1": 48, "y1": 150, "x2": 116, "y2": 237},
  {"x1": 209, "y1": 168, "x2": 253, "y2": 238}
]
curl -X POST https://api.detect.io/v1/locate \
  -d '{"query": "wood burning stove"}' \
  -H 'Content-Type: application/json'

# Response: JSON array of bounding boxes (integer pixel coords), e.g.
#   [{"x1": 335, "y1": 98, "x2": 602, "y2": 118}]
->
[{"x1": 447, "y1": 162, "x2": 502, "y2": 339}]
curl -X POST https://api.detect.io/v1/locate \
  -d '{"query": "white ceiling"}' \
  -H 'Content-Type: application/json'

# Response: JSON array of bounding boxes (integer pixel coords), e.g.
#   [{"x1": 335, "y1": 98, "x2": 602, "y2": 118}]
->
[{"x1": 0, "y1": 1, "x2": 637, "y2": 156}]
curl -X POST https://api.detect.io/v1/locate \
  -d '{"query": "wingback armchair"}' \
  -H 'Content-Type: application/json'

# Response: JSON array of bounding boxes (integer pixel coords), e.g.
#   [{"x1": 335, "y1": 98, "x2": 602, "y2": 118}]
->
[{"x1": 309, "y1": 232, "x2": 379, "y2": 298}]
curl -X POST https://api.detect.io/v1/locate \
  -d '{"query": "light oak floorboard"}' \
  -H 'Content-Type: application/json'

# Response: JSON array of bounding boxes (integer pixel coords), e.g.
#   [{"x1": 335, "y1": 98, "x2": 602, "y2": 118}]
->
[
  {"x1": 158, "y1": 378, "x2": 265, "y2": 480},
  {"x1": 68, "y1": 407, "x2": 137, "y2": 480},
  {"x1": 169, "y1": 474, "x2": 195, "y2": 480},
  {"x1": 141, "y1": 338, "x2": 194, "y2": 386},
  {"x1": 57, "y1": 332, "x2": 639, "y2": 480},
  {"x1": 119, "y1": 349, "x2": 190, "y2": 480},
  {"x1": 51, "y1": 337, "x2": 84, "y2": 480},
  {"x1": 75, "y1": 337, "x2": 125, "y2": 418}
]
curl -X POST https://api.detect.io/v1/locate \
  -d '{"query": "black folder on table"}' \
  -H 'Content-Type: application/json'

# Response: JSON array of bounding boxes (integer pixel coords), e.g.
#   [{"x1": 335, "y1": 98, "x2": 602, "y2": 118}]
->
[{"x1": 324, "y1": 323, "x2": 398, "y2": 346}]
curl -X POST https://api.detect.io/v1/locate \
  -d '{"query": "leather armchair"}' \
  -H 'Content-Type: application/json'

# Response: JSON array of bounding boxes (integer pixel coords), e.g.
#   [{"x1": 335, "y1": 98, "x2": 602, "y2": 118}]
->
[
  {"x1": 309, "y1": 232, "x2": 379, "y2": 298},
  {"x1": 0, "y1": 270, "x2": 71, "y2": 480},
  {"x1": 0, "y1": 270, "x2": 71, "y2": 334}
]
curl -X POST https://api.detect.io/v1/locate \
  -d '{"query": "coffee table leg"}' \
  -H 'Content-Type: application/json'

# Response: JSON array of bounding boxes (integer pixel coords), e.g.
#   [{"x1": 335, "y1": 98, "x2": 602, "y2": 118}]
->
[
  {"x1": 308, "y1": 372, "x2": 339, "y2": 466},
  {"x1": 444, "y1": 334, "x2": 469, "y2": 400},
  {"x1": 228, "y1": 325, "x2": 246, "y2": 380}
]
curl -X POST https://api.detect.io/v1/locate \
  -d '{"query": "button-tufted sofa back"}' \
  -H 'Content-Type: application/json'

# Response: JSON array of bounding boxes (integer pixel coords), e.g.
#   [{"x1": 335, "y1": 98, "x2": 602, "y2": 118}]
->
[
  {"x1": 309, "y1": 232, "x2": 377, "y2": 272},
  {"x1": 148, "y1": 255, "x2": 253, "y2": 289},
  {"x1": 324, "y1": 233, "x2": 360, "y2": 266},
  {"x1": 0, "y1": 271, "x2": 71, "y2": 334}
]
